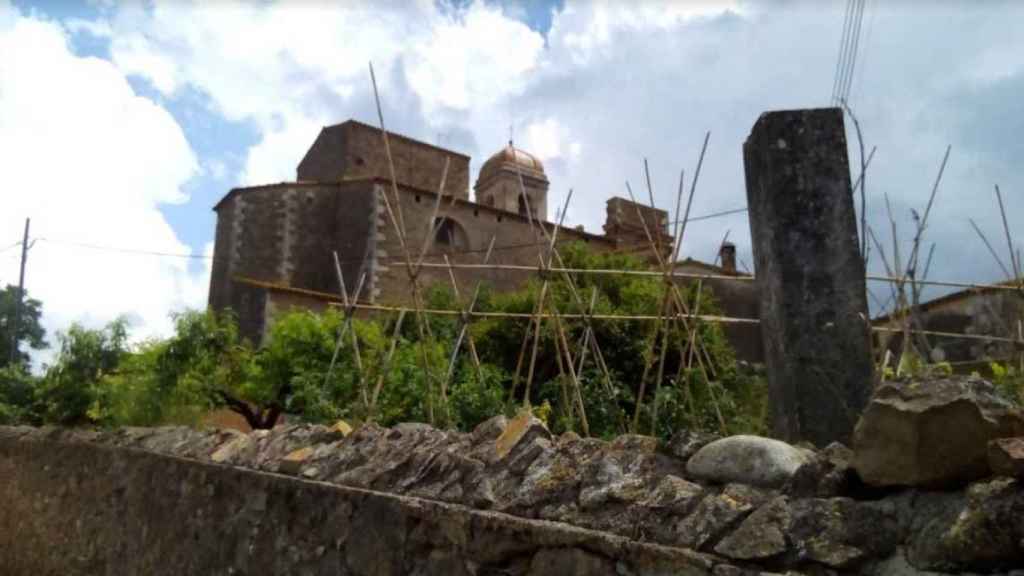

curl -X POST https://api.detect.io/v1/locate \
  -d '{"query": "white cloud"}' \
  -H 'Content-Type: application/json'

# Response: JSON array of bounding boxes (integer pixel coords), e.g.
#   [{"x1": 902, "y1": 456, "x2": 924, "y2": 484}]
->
[
  {"x1": 522, "y1": 117, "x2": 579, "y2": 163},
  {"x1": 35, "y1": 0, "x2": 1024, "y2": 320},
  {"x1": 89, "y1": 0, "x2": 546, "y2": 185},
  {"x1": 0, "y1": 5, "x2": 209, "y2": 364},
  {"x1": 531, "y1": 0, "x2": 1024, "y2": 290}
]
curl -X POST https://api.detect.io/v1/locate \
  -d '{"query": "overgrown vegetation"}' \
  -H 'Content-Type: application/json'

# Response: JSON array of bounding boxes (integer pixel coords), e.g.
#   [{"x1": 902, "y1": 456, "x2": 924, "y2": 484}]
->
[{"x1": 0, "y1": 244, "x2": 768, "y2": 440}]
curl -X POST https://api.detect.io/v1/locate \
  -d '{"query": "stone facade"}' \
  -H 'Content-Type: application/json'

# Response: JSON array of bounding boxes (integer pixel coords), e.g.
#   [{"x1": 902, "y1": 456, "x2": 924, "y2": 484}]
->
[
  {"x1": 873, "y1": 282, "x2": 1024, "y2": 366},
  {"x1": 297, "y1": 119, "x2": 470, "y2": 198},
  {"x1": 208, "y1": 119, "x2": 762, "y2": 362},
  {"x1": 674, "y1": 257, "x2": 762, "y2": 363}
]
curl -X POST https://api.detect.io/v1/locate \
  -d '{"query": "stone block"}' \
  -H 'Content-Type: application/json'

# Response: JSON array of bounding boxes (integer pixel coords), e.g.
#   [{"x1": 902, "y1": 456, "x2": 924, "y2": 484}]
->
[
  {"x1": 743, "y1": 107, "x2": 874, "y2": 446},
  {"x1": 988, "y1": 437, "x2": 1024, "y2": 478}
]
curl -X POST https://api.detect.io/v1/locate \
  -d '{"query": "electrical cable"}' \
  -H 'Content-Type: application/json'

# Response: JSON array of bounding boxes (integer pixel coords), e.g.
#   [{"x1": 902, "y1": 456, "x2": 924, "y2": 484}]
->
[{"x1": 831, "y1": 0, "x2": 856, "y2": 103}]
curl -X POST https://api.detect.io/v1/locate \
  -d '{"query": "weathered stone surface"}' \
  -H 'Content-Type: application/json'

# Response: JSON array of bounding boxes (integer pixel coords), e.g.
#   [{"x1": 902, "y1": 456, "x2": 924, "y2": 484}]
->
[
  {"x1": 528, "y1": 547, "x2": 616, "y2": 575},
  {"x1": 643, "y1": 475, "x2": 705, "y2": 514},
  {"x1": 852, "y1": 377, "x2": 1024, "y2": 487},
  {"x1": 787, "y1": 497, "x2": 901, "y2": 569},
  {"x1": 279, "y1": 446, "x2": 315, "y2": 474},
  {"x1": 496, "y1": 411, "x2": 552, "y2": 460},
  {"x1": 743, "y1": 106, "x2": 874, "y2": 447},
  {"x1": 714, "y1": 496, "x2": 790, "y2": 560},
  {"x1": 675, "y1": 483, "x2": 771, "y2": 550},
  {"x1": 871, "y1": 549, "x2": 948, "y2": 576},
  {"x1": 906, "y1": 478, "x2": 1024, "y2": 572},
  {"x1": 331, "y1": 419, "x2": 354, "y2": 437},
  {"x1": 209, "y1": 431, "x2": 250, "y2": 463},
  {"x1": 668, "y1": 429, "x2": 721, "y2": 461},
  {"x1": 687, "y1": 435, "x2": 812, "y2": 488},
  {"x1": 0, "y1": 431, "x2": 721, "y2": 576},
  {"x1": 784, "y1": 442, "x2": 855, "y2": 498},
  {"x1": 472, "y1": 414, "x2": 508, "y2": 443},
  {"x1": 10, "y1": 421, "x2": 1024, "y2": 575},
  {"x1": 988, "y1": 437, "x2": 1024, "y2": 478}
]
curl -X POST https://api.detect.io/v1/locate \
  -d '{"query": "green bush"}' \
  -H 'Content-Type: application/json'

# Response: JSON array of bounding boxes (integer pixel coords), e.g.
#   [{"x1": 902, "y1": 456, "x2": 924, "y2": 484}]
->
[
  {"x1": 991, "y1": 361, "x2": 1024, "y2": 406},
  {"x1": 35, "y1": 319, "x2": 128, "y2": 425},
  {"x1": 0, "y1": 365, "x2": 37, "y2": 425},
  {"x1": 21, "y1": 242, "x2": 765, "y2": 439}
]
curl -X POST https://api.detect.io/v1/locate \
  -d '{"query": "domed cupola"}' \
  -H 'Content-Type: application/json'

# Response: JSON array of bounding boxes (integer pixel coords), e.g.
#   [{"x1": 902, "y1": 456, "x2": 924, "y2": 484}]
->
[{"x1": 474, "y1": 142, "x2": 549, "y2": 221}]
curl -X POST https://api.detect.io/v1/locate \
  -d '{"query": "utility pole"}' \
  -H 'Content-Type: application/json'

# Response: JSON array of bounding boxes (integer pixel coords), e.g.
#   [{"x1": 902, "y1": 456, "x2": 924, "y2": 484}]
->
[{"x1": 9, "y1": 218, "x2": 29, "y2": 365}]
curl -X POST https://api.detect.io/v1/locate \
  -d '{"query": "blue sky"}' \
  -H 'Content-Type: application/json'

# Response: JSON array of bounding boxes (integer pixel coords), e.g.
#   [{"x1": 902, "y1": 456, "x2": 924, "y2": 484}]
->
[
  {"x1": 14, "y1": 0, "x2": 259, "y2": 269},
  {"x1": 3, "y1": 0, "x2": 1024, "y2": 358},
  {"x1": 12, "y1": 0, "x2": 563, "y2": 267}
]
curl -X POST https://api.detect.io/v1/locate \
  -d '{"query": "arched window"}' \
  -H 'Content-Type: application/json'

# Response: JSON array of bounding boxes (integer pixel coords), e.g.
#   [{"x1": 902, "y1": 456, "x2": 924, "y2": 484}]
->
[
  {"x1": 433, "y1": 217, "x2": 468, "y2": 251},
  {"x1": 518, "y1": 194, "x2": 529, "y2": 217}
]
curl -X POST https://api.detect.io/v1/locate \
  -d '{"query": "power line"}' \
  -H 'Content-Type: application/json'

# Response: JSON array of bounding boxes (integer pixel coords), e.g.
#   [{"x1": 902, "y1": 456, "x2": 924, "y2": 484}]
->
[
  {"x1": 843, "y1": 0, "x2": 867, "y2": 102},
  {"x1": 38, "y1": 238, "x2": 211, "y2": 260},
  {"x1": 831, "y1": 0, "x2": 856, "y2": 104},
  {"x1": 33, "y1": 236, "x2": 556, "y2": 268},
  {"x1": 670, "y1": 206, "x2": 749, "y2": 226},
  {"x1": 848, "y1": 0, "x2": 876, "y2": 105},
  {"x1": 831, "y1": 0, "x2": 867, "y2": 105},
  {"x1": 0, "y1": 240, "x2": 22, "y2": 254}
]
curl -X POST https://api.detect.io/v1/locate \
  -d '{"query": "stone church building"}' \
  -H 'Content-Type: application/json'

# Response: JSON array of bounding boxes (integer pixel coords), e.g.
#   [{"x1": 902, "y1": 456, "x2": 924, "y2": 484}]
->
[{"x1": 207, "y1": 119, "x2": 760, "y2": 360}]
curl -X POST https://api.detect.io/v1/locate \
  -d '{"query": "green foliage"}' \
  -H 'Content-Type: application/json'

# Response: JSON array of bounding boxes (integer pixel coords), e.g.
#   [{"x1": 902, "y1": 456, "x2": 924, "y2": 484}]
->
[
  {"x1": 991, "y1": 361, "x2": 1024, "y2": 405},
  {"x1": 0, "y1": 284, "x2": 46, "y2": 370},
  {"x1": 35, "y1": 319, "x2": 128, "y2": 425},
  {"x1": 430, "y1": 241, "x2": 765, "y2": 440},
  {"x1": 0, "y1": 364, "x2": 37, "y2": 425},
  {"x1": 449, "y1": 363, "x2": 509, "y2": 431},
  {"x1": 18, "y1": 242, "x2": 765, "y2": 439}
]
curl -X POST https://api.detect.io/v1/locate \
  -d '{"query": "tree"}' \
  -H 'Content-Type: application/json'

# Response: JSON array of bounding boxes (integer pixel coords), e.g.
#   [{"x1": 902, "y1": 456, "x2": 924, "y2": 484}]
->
[
  {"x1": 35, "y1": 319, "x2": 128, "y2": 425},
  {"x1": 0, "y1": 284, "x2": 46, "y2": 369},
  {"x1": 0, "y1": 365, "x2": 37, "y2": 424}
]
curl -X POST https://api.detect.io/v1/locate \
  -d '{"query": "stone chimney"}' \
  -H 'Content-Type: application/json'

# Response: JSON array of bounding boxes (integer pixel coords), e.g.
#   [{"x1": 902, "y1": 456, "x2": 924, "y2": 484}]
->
[
  {"x1": 603, "y1": 197, "x2": 673, "y2": 261},
  {"x1": 719, "y1": 242, "x2": 737, "y2": 273}
]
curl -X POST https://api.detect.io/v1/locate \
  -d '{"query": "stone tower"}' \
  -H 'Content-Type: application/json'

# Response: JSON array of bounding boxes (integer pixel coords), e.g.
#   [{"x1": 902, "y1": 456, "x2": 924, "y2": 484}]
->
[{"x1": 474, "y1": 142, "x2": 548, "y2": 221}]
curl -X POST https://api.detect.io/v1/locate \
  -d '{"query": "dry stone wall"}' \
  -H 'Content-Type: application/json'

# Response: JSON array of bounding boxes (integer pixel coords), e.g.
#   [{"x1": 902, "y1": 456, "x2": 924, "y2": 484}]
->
[{"x1": 2, "y1": 408, "x2": 1023, "y2": 574}]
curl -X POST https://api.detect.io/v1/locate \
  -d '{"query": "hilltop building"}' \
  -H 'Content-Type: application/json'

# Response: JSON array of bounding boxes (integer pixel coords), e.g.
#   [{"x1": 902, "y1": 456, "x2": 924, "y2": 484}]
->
[{"x1": 207, "y1": 119, "x2": 760, "y2": 360}]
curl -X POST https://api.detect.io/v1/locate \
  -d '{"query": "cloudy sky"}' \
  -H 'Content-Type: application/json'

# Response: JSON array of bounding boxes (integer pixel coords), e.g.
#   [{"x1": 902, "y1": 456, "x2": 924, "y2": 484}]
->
[{"x1": 2, "y1": 0, "x2": 1023, "y2": 363}]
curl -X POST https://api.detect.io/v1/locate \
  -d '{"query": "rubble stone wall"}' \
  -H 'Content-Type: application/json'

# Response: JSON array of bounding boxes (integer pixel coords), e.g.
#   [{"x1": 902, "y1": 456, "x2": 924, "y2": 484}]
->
[{"x1": 1, "y1": 410, "x2": 1022, "y2": 575}]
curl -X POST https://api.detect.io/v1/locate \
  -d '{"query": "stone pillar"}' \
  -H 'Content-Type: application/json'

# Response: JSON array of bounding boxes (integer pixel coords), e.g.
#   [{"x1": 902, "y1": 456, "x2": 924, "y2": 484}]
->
[{"x1": 743, "y1": 107, "x2": 874, "y2": 447}]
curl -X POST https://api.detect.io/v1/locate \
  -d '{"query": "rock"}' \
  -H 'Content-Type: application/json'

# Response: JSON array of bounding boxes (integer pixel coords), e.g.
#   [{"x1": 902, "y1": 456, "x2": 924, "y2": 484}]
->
[
  {"x1": 495, "y1": 411, "x2": 551, "y2": 460},
  {"x1": 642, "y1": 475, "x2": 705, "y2": 514},
  {"x1": 210, "y1": 434, "x2": 252, "y2": 464},
  {"x1": 507, "y1": 437, "x2": 552, "y2": 475},
  {"x1": 784, "y1": 442, "x2": 854, "y2": 498},
  {"x1": 788, "y1": 498, "x2": 901, "y2": 569},
  {"x1": 528, "y1": 547, "x2": 615, "y2": 576},
  {"x1": 907, "y1": 477, "x2": 1024, "y2": 572},
  {"x1": 559, "y1": 430, "x2": 581, "y2": 443},
  {"x1": 714, "y1": 496, "x2": 790, "y2": 560},
  {"x1": 988, "y1": 437, "x2": 1024, "y2": 478},
  {"x1": 471, "y1": 415, "x2": 508, "y2": 443},
  {"x1": 578, "y1": 461, "x2": 646, "y2": 511},
  {"x1": 871, "y1": 548, "x2": 948, "y2": 576},
  {"x1": 674, "y1": 483, "x2": 771, "y2": 550},
  {"x1": 668, "y1": 429, "x2": 720, "y2": 461},
  {"x1": 610, "y1": 434, "x2": 659, "y2": 454},
  {"x1": 331, "y1": 420, "x2": 353, "y2": 437},
  {"x1": 852, "y1": 377, "x2": 1024, "y2": 488},
  {"x1": 687, "y1": 435, "x2": 812, "y2": 488},
  {"x1": 279, "y1": 446, "x2": 314, "y2": 475}
]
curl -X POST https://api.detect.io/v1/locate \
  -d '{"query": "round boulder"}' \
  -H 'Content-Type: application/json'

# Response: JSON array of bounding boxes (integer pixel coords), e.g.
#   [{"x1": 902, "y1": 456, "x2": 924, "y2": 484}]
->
[{"x1": 686, "y1": 435, "x2": 812, "y2": 488}]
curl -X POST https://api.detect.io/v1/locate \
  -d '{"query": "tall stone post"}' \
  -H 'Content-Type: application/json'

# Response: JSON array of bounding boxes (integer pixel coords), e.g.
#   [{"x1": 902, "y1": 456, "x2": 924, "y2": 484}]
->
[{"x1": 743, "y1": 107, "x2": 874, "y2": 447}]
